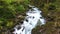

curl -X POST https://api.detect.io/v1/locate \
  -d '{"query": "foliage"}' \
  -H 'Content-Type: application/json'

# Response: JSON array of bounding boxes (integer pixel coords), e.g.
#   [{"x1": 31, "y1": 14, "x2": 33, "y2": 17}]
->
[
  {"x1": 0, "y1": 0, "x2": 29, "y2": 33},
  {"x1": 0, "y1": 0, "x2": 60, "y2": 34},
  {"x1": 30, "y1": 0, "x2": 60, "y2": 34}
]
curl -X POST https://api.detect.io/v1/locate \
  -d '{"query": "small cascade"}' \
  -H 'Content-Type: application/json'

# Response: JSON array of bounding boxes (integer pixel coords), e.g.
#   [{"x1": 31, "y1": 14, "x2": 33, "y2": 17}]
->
[{"x1": 13, "y1": 5, "x2": 46, "y2": 34}]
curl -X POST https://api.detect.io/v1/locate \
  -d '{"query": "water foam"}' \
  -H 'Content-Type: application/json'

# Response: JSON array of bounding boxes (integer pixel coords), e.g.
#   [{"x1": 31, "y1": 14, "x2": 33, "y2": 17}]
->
[{"x1": 13, "y1": 5, "x2": 45, "y2": 34}]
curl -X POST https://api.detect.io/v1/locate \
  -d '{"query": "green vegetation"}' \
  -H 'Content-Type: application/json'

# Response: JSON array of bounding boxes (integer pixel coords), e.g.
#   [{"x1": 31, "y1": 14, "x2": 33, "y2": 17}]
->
[
  {"x1": 0, "y1": 0, "x2": 60, "y2": 34},
  {"x1": 30, "y1": 0, "x2": 60, "y2": 34},
  {"x1": 0, "y1": 0, "x2": 29, "y2": 34}
]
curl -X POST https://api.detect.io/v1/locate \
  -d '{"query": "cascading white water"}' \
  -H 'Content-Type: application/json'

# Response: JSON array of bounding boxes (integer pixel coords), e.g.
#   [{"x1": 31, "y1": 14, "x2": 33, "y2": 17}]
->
[{"x1": 13, "y1": 5, "x2": 45, "y2": 34}]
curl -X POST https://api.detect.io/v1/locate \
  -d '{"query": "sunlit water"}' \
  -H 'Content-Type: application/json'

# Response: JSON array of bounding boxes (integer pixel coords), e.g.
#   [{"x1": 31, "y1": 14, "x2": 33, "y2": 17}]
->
[{"x1": 13, "y1": 5, "x2": 46, "y2": 34}]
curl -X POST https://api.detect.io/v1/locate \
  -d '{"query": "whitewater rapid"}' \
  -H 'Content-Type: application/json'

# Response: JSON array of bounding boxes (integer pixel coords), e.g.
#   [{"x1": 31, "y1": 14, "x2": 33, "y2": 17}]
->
[{"x1": 13, "y1": 5, "x2": 45, "y2": 34}]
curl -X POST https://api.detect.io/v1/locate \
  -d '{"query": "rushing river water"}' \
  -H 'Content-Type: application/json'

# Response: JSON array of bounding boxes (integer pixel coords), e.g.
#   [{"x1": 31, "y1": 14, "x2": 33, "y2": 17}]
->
[{"x1": 13, "y1": 5, "x2": 46, "y2": 34}]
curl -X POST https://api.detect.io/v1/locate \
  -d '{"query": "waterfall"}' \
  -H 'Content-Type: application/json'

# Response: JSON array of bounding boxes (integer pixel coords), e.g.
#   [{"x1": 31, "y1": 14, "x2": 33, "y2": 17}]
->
[{"x1": 13, "y1": 5, "x2": 46, "y2": 34}]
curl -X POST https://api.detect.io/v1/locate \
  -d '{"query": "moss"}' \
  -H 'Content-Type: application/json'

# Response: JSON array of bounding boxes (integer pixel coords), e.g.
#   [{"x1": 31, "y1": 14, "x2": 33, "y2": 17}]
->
[
  {"x1": 0, "y1": 0, "x2": 29, "y2": 33},
  {"x1": 30, "y1": 0, "x2": 60, "y2": 34}
]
